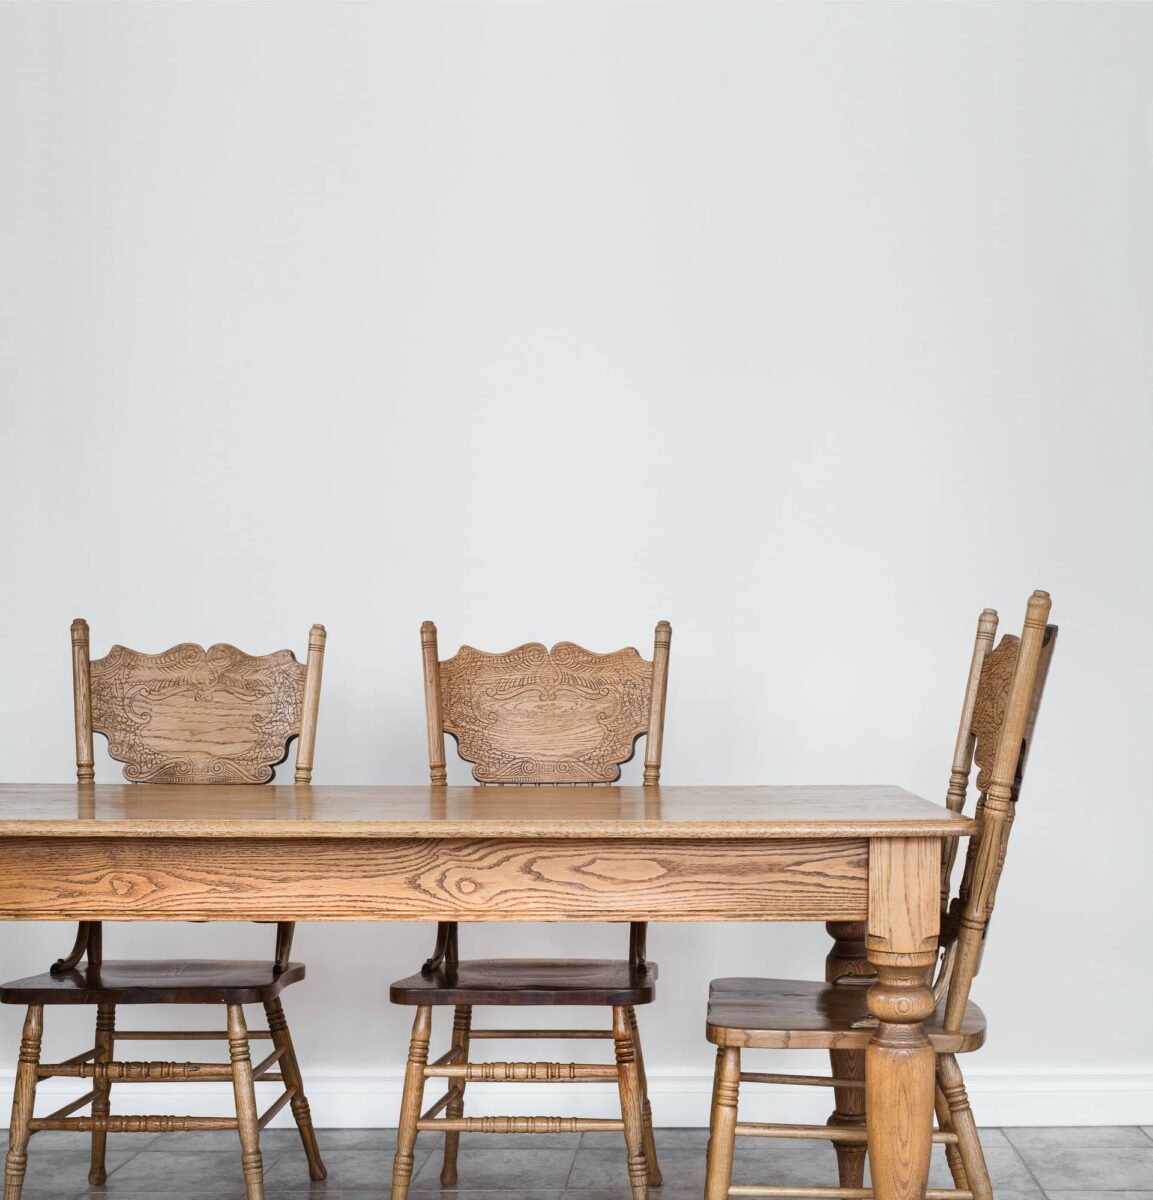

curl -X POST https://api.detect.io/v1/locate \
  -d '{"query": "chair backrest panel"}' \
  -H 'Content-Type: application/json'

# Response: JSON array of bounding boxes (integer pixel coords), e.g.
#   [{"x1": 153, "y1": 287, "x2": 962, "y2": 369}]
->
[
  {"x1": 72, "y1": 619, "x2": 326, "y2": 785},
  {"x1": 940, "y1": 591, "x2": 1056, "y2": 1030},
  {"x1": 970, "y1": 633, "x2": 1023, "y2": 795},
  {"x1": 423, "y1": 621, "x2": 671, "y2": 785}
]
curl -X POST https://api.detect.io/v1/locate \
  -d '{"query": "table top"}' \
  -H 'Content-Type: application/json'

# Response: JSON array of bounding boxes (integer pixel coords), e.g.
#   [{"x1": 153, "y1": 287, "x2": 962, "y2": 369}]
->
[{"x1": 0, "y1": 784, "x2": 975, "y2": 840}]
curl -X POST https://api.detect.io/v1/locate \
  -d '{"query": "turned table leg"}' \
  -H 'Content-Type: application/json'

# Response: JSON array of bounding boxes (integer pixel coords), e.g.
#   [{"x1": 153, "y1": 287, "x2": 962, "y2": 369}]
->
[
  {"x1": 865, "y1": 838, "x2": 939, "y2": 1200},
  {"x1": 825, "y1": 921, "x2": 871, "y2": 1189}
]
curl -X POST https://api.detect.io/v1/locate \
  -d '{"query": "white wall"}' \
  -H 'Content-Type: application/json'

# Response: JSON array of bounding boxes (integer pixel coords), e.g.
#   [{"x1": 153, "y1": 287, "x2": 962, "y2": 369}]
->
[{"x1": 1, "y1": 1, "x2": 1151, "y2": 1128}]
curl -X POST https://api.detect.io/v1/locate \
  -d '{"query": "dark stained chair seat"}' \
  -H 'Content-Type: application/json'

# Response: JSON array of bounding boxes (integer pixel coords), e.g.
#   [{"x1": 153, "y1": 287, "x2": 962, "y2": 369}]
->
[
  {"x1": 705, "y1": 977, "x2": 987, "y2": 1054},
  {"x1": 0, "y1": 960, "x2": 306, "y2": 1006},
  {"x1": 390, "y1": 959, "x2": 658, "y2": 1007}
]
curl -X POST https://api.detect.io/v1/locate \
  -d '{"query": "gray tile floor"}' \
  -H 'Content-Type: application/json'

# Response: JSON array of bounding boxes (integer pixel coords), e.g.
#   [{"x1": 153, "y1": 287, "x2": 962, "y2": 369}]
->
[{"x1": 10, "y1": 1126, "x2": 1153, "y2": 1200}]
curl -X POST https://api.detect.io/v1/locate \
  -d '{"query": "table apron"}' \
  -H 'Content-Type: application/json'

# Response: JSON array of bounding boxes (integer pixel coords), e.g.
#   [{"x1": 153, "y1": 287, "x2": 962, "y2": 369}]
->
[{"x1": 0, "y1": 835, "x2": 869, "y2": 922}]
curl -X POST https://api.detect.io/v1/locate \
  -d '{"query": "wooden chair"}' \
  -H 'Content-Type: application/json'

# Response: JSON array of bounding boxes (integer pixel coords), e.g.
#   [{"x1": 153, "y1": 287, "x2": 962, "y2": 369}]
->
[
  {"x1": 1, "y1": 620, "x2": 328, "y2": 1200},
  {"x1": 388, "y1": 620, "x2": 672, "y2": 1200},
  {"x1": 702, "y1": 591, "x2": 1056, "y2": 1200}
]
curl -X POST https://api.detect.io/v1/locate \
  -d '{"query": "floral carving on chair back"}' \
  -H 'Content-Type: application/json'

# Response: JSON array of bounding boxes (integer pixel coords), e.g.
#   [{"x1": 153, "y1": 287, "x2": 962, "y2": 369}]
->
[
  {"x1": 439, "y1": 641, "x2": 656, "y2": 784},
  {"x1": 970, "y1": 635, "x2": 1021, "y2": 795},
  {"x1": 89, "y1": 642, "x2": 308, "y2": 783}
]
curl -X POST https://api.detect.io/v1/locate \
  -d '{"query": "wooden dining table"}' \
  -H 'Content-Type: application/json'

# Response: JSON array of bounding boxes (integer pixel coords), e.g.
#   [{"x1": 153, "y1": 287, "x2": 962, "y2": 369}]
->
[{"x1": 0, "y1": 783, "x2": 974, "y2": 1200}]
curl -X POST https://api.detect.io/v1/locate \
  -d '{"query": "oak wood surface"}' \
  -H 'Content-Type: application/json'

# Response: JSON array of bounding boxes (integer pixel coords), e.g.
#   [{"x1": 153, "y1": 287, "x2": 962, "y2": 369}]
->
[
  {"x1": 71, "y1": 620, "x2": 326, "y2": 786},
  {"x1": 422, "y1": 622, "x2": 671, "y2": 785},
  {"x1": 0, "y1": 961, "x2": 307, "y2": 1006},
  {"x1": 0, "y1": 834, "x2": 870, "y2": 922},
  {"x1": 390, "y1": 959, "x2": 658, "y2": 1006},
  {"x1": 704, "y1": 978, "x2": 985, "y2": 1053},
  {"x1": 0, "y1": 784, "x2": 974, "y2": 840}
]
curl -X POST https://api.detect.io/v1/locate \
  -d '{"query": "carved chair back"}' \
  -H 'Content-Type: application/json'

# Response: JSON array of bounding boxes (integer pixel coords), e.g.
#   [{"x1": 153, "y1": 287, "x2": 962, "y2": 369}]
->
[
  {"x1": 936, "y1": 591, "x2": 1056, "y2": 1030},
  {"x1": 71, "y1": 619, "x2": 326, "y2": 785},
  {"x1": 420, "y1": 621, "x2": 671, "y2": 786}
]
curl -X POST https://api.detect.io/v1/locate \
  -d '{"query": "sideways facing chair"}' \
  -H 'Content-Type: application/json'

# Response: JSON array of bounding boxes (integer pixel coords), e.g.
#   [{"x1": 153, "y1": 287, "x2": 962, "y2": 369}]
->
[
  {"x1": 388, "y1": 621, "x2": 672, "y2": 1200},
  {"x1": 702, "y1": 591, "x2": 1056, "y2": 1200},
  {"x1": 1, "y1": 620, "x2": 328, "y2": 1200}
]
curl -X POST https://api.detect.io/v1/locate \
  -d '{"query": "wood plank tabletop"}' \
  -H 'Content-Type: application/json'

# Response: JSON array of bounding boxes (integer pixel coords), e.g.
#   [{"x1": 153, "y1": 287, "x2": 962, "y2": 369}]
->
[{"x1": 0, "y1": 784, "x2": 975, "y2": 840}]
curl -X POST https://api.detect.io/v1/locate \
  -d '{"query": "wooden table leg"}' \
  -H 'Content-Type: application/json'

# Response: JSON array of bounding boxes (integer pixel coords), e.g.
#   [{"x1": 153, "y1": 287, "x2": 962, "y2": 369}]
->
[
  {"x1": 865, "y1": 838, "x2": 940, "y2": 1200},
  {"x1": 825, "y1": 921, "x2": 870, "y2": 1188}
]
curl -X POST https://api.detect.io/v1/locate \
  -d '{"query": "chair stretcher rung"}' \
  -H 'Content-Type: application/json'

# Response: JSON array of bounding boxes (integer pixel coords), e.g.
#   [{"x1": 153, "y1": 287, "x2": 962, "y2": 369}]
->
[
  {"x1": 258, "y1": 1087, "x2": 297, "y2": 1130},
  {"x1": 420, "y1": 1090, "x2": 453, "y2": 1121},
  {"x1": 429, "y1": 1045, "x2": 465, "y2": 1068},
  {"x1": 50, "y1": 1047, "x2": 97, "y2": 1069},
  {"x1": 113, "y1": 1030, "x2": 273, "y2": 1041},
  {"x1": 729, "y1": 1189, "x2": 972, "y2": 1199},
  {"x1": 29, "y1": 1115, "x2": 239, "y2": 1133},
  {"x1": 426, "y1": 1062, "x2": 617, "y2": 1081},
  {"x1": 739, "y1": 1072, "x2": 865, "y2": 1089},
  {"x1": 417, "y1": 1116, "x2": 624, "y2": 1134},
  {"x1": 734, "y1": 1122, "x2": 958, "y2": 1146},
  {"x1": 40, "y1": 1090, "x2": 97, "y2": 1122},
  {"x1": 39, "y1": 1061, "x2": 234, "y2": 1081},
  {"x1": 469, "y1": 1030, "x2": 615, "y2": 1040},
  {"x1": 251, "y1": 1046, "x2": 287, "y2": 1080}
]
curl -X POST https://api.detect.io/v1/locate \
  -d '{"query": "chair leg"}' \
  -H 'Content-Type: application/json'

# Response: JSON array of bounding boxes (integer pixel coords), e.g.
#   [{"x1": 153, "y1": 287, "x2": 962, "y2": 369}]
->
[
  {"x1": 704, "y1": 1045, "x2": 740, "y2": 1200},
  {"x1": 613, "y1": 1006, "x2": 649, "y2": 1200},
  {"x1": 88, "y1": 1003, "x2": 116, "y2": 1185},
  {"x1": 938, "y1": 1054, "x2": 990, "y2": 1200},
  {"x1": 3, "y1": 1006, "x2": 42, "y2": 1200},
  {"x1": 627, "y1": 1006, "x2": 662, "y2": 1185},
  {"x1": 440, "y1": 1004, "x2": 472, "y2": 1185},
  {"x1": 827, "y1": 1048, "x2": 867, "y2": 1188},
  {"x1": 935, "y1": 1074, "x2": 968, "y2": 1191},
  {"x1": 264, "y1": 997, "x2": 326, "y2": 1182},
  {"x1": 391, "y1": 1006, "x2": 431, "y2": 1200},
  {"x1": 227, "y1": 1005, "x2": 265, "y2": 1200}
]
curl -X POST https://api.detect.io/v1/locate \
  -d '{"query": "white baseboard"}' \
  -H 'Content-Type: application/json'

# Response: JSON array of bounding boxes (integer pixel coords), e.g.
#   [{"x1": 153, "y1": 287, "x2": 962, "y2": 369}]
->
[{"x1": 3, "y1": 1066, "x2": 1151, "y2": 1129}]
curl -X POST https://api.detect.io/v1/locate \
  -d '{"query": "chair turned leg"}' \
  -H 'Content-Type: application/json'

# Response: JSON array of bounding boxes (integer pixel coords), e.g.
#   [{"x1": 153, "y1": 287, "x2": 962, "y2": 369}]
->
[
  {"x1": 391, "y1": 1006, "x2": 431, "y2": 1200},
  {"x1": 935, "y1": 1076, "x2": 968, "y2": 1191},
  {"x1": 4, "y1": 1006, "x2": 42, "y2": 1200},
  {"x1": 827, "y1": 1048, "x2": 867, "y2": 1188},
  {"x1": 227, "y1": 1005, "x2": 265, "y2": 1200},
  {"x1": 938, "y1": 1054, "x2": 990, "y2": 1200},
  {"x1": 264, "y1": 997, "x2": 326, "y2": 1182},
  {"x1": 88, "y1": 1003, "x2": 116, "y2": 1185},
  {"x1": 440, "y1": 1004, "x2": 472, "y2": 1185},
  {"x1": 627, "y1": 1006, "x2": 662, "y2": 1185},
  {"x1": 704, "y1": 1046, "x2": 740, "y2": 1200},
  {"x1": 613, "y1": 1006, "x2": 649, "y2": 1200}
]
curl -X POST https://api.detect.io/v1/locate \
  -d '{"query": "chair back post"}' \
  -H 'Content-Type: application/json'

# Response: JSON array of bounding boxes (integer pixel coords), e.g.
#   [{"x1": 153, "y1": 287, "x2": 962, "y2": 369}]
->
[
  {"x1": 943, "y1": 591, "x2": 1055, "y2": 1031},
  {"x1": 642, "y1": 621, "x2": 672, "y2": 785},
  {"x1": 421, "y1": 621, "x2": 447, "y2": 784},
  {"x1": 939, "y1": 609, "x2": 999, "y2": 915},
  {"x1": 294, "y1": 624, "x2": 327, "y2": 784},
  {"x1": 71, "y1": 618, "x2": 94, "y2": 782}
]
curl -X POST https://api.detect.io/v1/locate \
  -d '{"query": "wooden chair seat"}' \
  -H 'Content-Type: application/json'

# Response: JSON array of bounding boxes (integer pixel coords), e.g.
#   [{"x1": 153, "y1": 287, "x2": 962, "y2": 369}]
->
[
  {"x1": 390, "y1": 958, "x2": 658, "y2": 1006},
  {"x1": 0, "y1": 960, "x2": 306, "y2": 1006},
  {"x1": 705, "y1": 976, "x2": 986, "y2": 1053}
]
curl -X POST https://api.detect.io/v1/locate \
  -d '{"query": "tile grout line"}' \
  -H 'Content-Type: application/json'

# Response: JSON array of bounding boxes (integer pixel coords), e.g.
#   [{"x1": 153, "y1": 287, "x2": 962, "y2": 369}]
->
[{"x1": 1000, "y1": 1128, "x2": 1062, "y2": 1200}]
